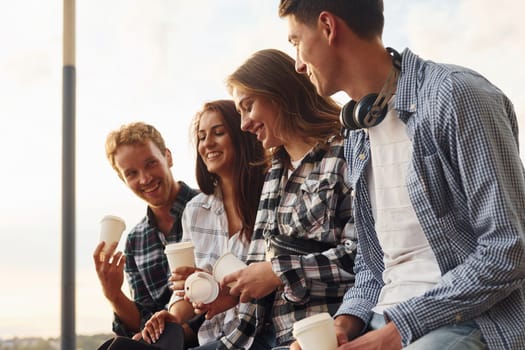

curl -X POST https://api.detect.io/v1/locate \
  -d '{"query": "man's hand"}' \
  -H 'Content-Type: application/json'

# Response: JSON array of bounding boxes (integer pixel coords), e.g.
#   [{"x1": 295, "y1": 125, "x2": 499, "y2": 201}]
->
[
  {"x1": 93, "y1": 241, "x2": 125, "y2": 301},
  {"x1": 337, "y1": 321, "x2": 402, "y2": 350},
  {"x1": 223, "y1": 261, "x2": 282, "y2": 303},
  {"x1": 290, "y1": 314, "x2": 364, "y2": 350}
]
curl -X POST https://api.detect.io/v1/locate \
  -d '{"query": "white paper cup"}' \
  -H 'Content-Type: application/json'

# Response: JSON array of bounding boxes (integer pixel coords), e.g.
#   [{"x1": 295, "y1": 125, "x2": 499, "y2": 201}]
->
[
  {"x1": 292, "y1": 313, "x2": 337, "y2": 350},
  {"x1": 164, "y1": 242, "x2": 195, "y2": 272},
  {"x1": 184, "y1": 271, "x2": 219, "y2": 304},
  {"x1": 212, "y1": 252, "x2": 247, "y2": 287},
  {"x1": 99, "y1": 215, "x2": 126, "y2": 255}
]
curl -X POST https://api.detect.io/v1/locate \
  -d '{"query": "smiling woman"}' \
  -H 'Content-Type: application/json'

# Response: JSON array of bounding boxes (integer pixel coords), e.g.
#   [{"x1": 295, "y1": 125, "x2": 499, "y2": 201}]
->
[{"x1": 0, "y1": 0, "x2": 523, "y2": 341}]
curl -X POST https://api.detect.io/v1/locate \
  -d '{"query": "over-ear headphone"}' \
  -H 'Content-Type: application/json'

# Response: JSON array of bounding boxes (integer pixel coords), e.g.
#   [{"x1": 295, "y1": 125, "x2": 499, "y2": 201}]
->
[{"x1": 340, "y1": 47, "x2": 401, "y2": 131}]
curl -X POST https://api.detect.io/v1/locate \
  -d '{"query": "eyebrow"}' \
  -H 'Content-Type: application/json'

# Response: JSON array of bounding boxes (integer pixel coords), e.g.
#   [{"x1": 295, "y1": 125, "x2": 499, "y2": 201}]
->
[
  {"x1": 238, "y1": 96, "x2": 251, "y2": 111},
  {"x1": 198, "y1": 123, "x2": 224, "y2": 134}
]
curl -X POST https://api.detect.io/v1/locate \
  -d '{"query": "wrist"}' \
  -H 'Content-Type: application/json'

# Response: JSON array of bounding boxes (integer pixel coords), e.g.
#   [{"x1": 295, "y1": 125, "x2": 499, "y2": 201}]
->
[
  {"x1": 108, "y1": 290, "x2": 128, "y2": 305},
  {"x1": 267, "y1": 260, "x2": 283, "y2": 290},
  {"x1": 334, "y1": 315, "x2": 364, "y2": 340}
]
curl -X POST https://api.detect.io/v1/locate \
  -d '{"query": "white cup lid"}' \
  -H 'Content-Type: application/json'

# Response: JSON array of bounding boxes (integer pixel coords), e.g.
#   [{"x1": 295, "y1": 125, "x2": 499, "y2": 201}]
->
[
  {"x1": 212, "y1": 252, "x2": 246, "y2": 280},
  {"x1": 184, "y1": 272, "x2": 219, "y2": 304},
  {"x1": 100, "y1": 214, "x2": 125, "y2": 224},
  {"x1": 293, "y1": 312, "x2": 333, "y2": 335},
  {"x1": 165, "y1": 241, "x2": 194, "y2": 252}
]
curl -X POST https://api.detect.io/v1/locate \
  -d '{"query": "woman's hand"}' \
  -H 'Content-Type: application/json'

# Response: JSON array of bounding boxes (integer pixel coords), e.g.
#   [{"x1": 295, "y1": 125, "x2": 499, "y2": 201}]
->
[
  {"x1": 169, "y1": 266, "x2": 202, "y2": 291},
  {"x1": 189, "y1": 284, "x2": 240, "y2": 319},
  {"x1": 141, "y1": 310, "x2": 179, "y2": 344},
  {"x1": 224, "y1": 262, "x2": 282, "y2": 302}
]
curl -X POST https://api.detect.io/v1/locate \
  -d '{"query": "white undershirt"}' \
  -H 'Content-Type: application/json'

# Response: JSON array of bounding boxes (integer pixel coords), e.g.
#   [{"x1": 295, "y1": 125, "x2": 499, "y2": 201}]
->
[{"x1": 367, "y1": 100, "x2": 441, "y2": 314}]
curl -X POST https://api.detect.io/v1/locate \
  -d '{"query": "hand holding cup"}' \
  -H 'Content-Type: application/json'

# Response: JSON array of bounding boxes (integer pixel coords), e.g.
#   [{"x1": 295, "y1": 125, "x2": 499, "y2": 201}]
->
[
  {"x1": 213, "y1": 252, "x2": 247, "y2": 288},
  {"x1": 99, "y1": 215, "x2": 126, "y2": 256},
  {"x1": 292, "y1": 313, "x2": 337, "y2": 350}
]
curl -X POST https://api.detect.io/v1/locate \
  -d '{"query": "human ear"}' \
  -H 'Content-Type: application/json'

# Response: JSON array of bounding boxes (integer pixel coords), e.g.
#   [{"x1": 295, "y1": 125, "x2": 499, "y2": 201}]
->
[
  {"x1": 319, "y1": 11, "x2": 337, "y2": 45},
  {"x1": 165, "y1": 148, "x2": 174, "y2": 167}
]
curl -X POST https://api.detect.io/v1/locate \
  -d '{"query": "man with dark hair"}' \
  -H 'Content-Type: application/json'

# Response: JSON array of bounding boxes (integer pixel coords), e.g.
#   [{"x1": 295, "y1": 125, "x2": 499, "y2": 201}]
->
[
  {"x1": 93, "y1": 122, "x2": 198, "y2": 337},
  {"x1": 280, "y1": 1, "x2": 525, "y2": 349}
]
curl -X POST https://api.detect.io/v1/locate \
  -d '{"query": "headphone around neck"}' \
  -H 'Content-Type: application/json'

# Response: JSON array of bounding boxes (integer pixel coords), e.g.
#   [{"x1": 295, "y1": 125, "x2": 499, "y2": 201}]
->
[{"x1": 340, "y1": 47, "x2": 401, "y2": 132}]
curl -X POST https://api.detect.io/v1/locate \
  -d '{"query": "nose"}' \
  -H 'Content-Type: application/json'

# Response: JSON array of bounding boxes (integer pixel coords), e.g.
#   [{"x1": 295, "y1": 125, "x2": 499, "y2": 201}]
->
[
  {"x1": 295, "y1": 55, "x2": 307, "y2": 74},
  {"x1": 201, "y1": 134, "x2": 215, "y2": 148},
  {"x1": 138, "y1": 170, "x2": 152, "y2": 185},
  {"x1": 240, "y1": 112, "x2": 253, "y2": 132}
]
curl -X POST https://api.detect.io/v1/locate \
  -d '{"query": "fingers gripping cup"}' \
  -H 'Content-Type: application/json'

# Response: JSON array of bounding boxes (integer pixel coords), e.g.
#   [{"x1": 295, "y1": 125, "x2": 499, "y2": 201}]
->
[
  {"x1": 292, "y1": 313, "x2": 337, "y2": 350},
  {"x1": 164, "y1": 242, "x2": 196, "y2": 272},
  {"x1": 99, "y1": 215, "x2": 126, "y2": 255},
  {"x1": 212, "y1": 252, "x2": 247, "y2": 288},
  {"x1": 184, "y1": 271, "x2": 219, "y2": 304}
]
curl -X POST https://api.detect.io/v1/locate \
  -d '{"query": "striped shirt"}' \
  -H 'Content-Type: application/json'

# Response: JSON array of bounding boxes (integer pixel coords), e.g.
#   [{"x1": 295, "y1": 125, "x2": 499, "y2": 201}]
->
[
  {"x1": 336, "y1": 48, "x2": 525, "y2": 349},
  {"x1": 112, "y1": 182, "x2": 198, "y2": 336},
  {"x1": 220, "y1": 137, "x2": 356, "y2": 348}
]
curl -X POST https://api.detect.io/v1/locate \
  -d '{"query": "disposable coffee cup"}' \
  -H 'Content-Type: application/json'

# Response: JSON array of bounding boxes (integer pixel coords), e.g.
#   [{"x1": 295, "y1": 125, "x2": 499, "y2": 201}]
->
[
  {"x1": 292, "y1": 313, "x2": 337, "y2": 350},
  {"x1": 184, "y1": 271, "x2": 219, "y2": 304},
  {"x1": 164, "y1": 242, "x2": 196, "y2": 272},
  {"x1": 212, "y1": 252, "x2": 247, "y2": 287},
  {"x1": 99, "y1": 215, "x2": 126, "y2": 255}
]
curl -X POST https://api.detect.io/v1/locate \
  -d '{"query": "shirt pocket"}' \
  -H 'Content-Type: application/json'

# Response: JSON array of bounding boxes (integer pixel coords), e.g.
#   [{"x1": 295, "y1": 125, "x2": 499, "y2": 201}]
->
[{"x1": 289, "y1": 177, "x2": 338, "y2": 241}]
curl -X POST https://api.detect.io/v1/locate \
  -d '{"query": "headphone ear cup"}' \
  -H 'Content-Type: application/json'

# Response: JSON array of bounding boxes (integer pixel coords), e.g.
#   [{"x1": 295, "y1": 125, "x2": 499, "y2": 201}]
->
[
  {"x1": 353, "y1": 93, "x2": 378, "y2": 128},
  {"x1": 340, "y1": 100, "x2": 360, "y2": 130}
]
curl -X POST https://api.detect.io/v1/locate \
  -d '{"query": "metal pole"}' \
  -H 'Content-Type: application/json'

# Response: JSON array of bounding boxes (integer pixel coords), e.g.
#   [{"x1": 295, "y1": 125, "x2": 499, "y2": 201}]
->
[{"x1": 62, "y1": 0, "x2": 76, "y2": 349}]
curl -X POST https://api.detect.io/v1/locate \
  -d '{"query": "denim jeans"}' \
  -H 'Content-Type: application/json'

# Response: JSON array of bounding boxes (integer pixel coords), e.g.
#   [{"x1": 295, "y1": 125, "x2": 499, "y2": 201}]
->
[
  {"x1": 369, "y1": 313, "x2": 488, "y2": 350},
  {"x1": 188, "y1": 323, "x2": 276, "y2": 350}
]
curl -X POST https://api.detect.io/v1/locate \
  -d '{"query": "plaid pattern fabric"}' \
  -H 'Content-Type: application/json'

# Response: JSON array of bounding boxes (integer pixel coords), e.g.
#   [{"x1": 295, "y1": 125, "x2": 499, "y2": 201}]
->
[
  {"x1": 219, "y1": 137, "x2": 356, "y2": 348},
  {"x1": 112, "y1": 182, "x2": 198, "y2": 336},
  {"x1": 180, "y1": 191, "x2": 251, "y2": 345},
  {"x1": 337, "y1": 49, "x2": 525, "y2": 349}
]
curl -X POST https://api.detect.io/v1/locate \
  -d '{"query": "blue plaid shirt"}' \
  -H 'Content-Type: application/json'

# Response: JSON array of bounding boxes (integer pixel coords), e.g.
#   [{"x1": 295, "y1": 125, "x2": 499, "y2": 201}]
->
[
  {"x1": 112, "y1": 182, "x2": 198, "y2": 336},
  {"x1": 335, "y1": 48, "x2": 525, "y2": 349}
]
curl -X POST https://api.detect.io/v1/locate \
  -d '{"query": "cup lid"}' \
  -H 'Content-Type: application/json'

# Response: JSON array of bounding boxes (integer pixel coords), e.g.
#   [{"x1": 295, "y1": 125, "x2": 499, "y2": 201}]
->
[
  {"x1": 292, "y1": 312, "x2": 333, "y2": 335},
  {"x1": 100, "y1": 215, "x2": 125, "y2": 225},
  {"x1": 212, "y1": 252, "x2": 246, "y2": 279},
  {"x1": 165, "y1": 241, "x2": 194, "y2": 252},
  {"x1": 184, "y1": 272, "x2": 219, "y2": 304}
]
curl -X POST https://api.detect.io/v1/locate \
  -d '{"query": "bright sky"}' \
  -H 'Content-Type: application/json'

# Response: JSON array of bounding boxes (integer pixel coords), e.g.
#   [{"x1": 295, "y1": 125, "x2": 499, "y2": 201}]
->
[{"x1": 0, "y1": 0, "x2": 523, "y2": 339}]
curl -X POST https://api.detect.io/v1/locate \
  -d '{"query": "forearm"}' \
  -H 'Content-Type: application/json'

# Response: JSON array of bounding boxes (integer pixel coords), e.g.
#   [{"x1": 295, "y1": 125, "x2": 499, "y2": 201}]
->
[
  {"x1": 334, "y1": 249, "x2": 382, "y2": 323},
  {"x1": 168, "y1": 299, "x2": 195, "y2": 324},
  {"x1": 110, "y1": 291, "x2": 142, "y2": 333},
  {"x1": 272, "y1": 245, "x2": 355, "y2": 303}
]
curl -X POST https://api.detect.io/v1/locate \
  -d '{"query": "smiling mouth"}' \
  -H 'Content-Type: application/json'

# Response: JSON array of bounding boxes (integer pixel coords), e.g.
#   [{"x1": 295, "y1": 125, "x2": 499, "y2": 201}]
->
[
  {"x1": 254, "y1": 125, "x2": 264, "y2": 140},
  {"x1": 143, "y1": 180, "x2": 161, "y2": 194},
  {"x1": 206, "y1": 151, "x2": 222, "y2": 160}
]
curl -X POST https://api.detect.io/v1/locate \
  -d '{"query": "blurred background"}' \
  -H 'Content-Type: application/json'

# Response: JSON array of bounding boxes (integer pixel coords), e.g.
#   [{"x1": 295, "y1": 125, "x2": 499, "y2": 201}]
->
[{"x1": 0, "y1": 0, "x2": 523, "y2": 339}]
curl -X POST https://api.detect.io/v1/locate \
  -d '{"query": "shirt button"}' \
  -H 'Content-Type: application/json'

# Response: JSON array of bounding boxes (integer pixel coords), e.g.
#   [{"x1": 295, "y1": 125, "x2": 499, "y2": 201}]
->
[{"x1": 359, "y1": 153, "x2": 366, "y2": 160}]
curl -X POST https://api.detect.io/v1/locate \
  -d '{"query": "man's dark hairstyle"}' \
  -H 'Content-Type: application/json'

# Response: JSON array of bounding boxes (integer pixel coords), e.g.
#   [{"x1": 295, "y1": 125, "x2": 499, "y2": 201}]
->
[{"x1": 279, "y1": 0, "x2": 384, "y2": 39}]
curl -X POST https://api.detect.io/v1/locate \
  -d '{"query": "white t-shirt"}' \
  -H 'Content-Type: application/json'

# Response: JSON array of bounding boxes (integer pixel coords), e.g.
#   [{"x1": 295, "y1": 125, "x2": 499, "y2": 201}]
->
[{"x1": 367, "y1": 100, "x2": 441, "y2": 313}]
